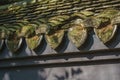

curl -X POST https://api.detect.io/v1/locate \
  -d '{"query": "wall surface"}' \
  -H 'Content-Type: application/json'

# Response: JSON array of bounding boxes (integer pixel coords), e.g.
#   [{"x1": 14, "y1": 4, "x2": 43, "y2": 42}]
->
[{"x1": 0, "y1": 64, "x2": 120, "y2": 80}]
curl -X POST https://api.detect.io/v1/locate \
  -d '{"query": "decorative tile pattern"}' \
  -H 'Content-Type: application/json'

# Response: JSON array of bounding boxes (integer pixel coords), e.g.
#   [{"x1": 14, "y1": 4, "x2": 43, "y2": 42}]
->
[{"x1": 0, "y1": 0, "x2": 119, "y2": 53}]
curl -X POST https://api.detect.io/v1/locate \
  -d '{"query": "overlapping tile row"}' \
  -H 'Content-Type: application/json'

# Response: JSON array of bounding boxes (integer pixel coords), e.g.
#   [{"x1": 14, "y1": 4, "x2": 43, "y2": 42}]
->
[
  {"x1": 0, "y1": 0, "x2": 120, "y2": 53},
  {"x1": 0, "y1": 0, "x2": 120, "y2": 24}
]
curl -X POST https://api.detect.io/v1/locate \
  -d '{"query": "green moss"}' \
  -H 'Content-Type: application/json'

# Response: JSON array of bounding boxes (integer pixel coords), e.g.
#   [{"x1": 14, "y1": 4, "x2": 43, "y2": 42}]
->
[
  {"x1": 18, "y1": 24, "x2": 35, "y2": 37},
  {"x1": 46, "y1": 30, "x2": 64, "y2": 49},
  {"x1": 7, "y1": 32, "x2": 20, "y2": 52},
  {"x1": 95, "y1": 24, "x2": 115, "y2": 43},
  {"x1": 26, "y1": 35, "x2": 40, "y2": 49},
  {"x1": 97, "y1": 8, "x2": 119, "y2": 19},
  {"x1": 68, "y1": 19, "x2": 87, "y2": 48}
]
